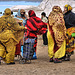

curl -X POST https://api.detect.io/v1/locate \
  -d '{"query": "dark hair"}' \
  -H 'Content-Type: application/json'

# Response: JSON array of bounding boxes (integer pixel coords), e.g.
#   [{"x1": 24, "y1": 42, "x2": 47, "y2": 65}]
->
[
  {"x1": 11, "y1": 11, "x2": 13, "y2": 15},
  {"x1": 41, "y1": 12, "x2": 46, "y2": 17}
]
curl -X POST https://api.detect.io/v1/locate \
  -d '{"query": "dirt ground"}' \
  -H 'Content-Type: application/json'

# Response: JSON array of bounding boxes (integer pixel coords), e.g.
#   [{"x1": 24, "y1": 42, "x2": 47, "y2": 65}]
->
[{"x1": 0, "y1": 36, "x2": 75, "y2": 75}]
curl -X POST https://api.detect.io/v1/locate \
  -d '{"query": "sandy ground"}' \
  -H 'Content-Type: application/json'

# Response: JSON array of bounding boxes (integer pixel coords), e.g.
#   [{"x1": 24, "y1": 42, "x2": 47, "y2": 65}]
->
[{"x1": 0, "y1": 36, "x2": 75, "y2": 75}]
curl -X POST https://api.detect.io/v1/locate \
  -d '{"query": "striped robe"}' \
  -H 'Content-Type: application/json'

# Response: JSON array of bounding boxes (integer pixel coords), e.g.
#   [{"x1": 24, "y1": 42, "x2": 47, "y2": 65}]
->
[{"x1": 24, "y1": 10, "x2": 47, "y2": 59}]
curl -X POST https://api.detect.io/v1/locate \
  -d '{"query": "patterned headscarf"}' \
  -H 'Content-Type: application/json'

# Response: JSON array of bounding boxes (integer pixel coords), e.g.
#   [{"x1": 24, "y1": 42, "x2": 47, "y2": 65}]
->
[
  {"x1": 64, "y1": 4, "x2": 72, "y2": 11},
  {"x1": 52, "y1": 6, "x2": 62, "y2": 13},
  {"x1": 28, "y1": 10, "x2": 36, "y2": 17},
  {"x1": 17, "y1": 9, "x2": 21, "y2": 17}
]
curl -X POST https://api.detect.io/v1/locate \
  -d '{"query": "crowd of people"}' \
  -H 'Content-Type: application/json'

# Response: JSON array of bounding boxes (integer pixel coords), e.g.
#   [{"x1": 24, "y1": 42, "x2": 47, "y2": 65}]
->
[{"x1": 0, "y1": 4, "x2": 75, "y2": 65}]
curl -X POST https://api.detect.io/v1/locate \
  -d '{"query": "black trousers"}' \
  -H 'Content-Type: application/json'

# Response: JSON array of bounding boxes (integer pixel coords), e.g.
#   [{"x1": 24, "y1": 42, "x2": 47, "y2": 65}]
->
[{"x1": 42, "y1": 31, "x2": 48, "y2": 45}]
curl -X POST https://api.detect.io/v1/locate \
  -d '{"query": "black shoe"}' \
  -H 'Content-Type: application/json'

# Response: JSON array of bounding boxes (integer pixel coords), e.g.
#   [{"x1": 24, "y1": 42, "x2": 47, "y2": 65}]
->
[
  {"x1": 64, "y1": 57, "x2": 70, "y2": 61},
  {"x1": 64, "y1": 58, "x2": 70, "y2": 61},
  {"x1": 7, "y1": 62, "x2": 15, "y2": 65},
  {"x1": 49, "y1": 58, "x2": 53, "y2": 62},
  {"x1": 71, "y1": 51, "x2": 74, "y2": 55},
  {"x1": 10, "y1": 62, "x2": 15, "y2": 64},
  {"x1": 7, "y1": 63, "x2": 11, "y2": 65}
]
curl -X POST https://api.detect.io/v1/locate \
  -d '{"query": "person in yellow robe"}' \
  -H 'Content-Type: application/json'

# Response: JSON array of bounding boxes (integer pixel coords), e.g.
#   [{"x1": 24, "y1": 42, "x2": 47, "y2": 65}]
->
[
  {"x1": 0, "y1": 8, "x2": 26, "y2": 65},
  {"x1": 47, "y1": 6, "x2": 67, "y2": 63}
]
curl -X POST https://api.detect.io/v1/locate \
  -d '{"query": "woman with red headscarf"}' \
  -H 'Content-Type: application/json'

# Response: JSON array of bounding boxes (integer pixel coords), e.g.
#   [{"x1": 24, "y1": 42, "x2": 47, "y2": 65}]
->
[{"x1": 23, "y1": 10, "x2": 47, "y2": 62}]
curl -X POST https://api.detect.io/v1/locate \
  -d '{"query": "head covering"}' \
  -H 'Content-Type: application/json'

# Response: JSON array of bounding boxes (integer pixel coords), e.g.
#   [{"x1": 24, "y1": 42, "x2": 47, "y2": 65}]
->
[
  {"x1": 28, "y1": 10, "x2": 36, "y2": 17},
  {"x1": 16, "y1": 9, "x2": 27, "y2": 26},
  {"x1": 25, "y1": 10, "x2": 47, "y2": 38},
  {"x1": 52, "y1": 6, "x2": 62, "y2": 13},
  {"x1": 17, "y1": 9, "x2": 26, "y2": 17},
  {"x1": 41, "y1": 12, "x2": 46, "y2": 17},
  {"x1": 64, "y1": 4, "x2": 72, "y2": 11},
  {"x1": 48, "y1": 6, "x2": 66, "y2": 48},
  {"x1": 4, "y1": 8, "x2": 11, "y2": 16},
  {"x1": 17, "y1": 9, "x2": 21, "y2": 17},
  {"x1": 20, "y1": 9, "x2": 25, "y2": 13}
]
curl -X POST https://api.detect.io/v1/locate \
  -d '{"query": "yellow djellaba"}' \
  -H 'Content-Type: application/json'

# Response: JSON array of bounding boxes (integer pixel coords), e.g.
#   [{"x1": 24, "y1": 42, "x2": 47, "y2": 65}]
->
[{"x1": 0, "y1": 8, "x2": 26, "y2": 64}]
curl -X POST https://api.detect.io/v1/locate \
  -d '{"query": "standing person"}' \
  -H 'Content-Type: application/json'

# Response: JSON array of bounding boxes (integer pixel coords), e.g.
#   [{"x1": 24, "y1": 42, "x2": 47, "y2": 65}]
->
[
  {"x1": 62, "y1": 4, "x2": 75, "y2": 61},
  {"x1": 15, "y1": 9, "x2": 27, "y2": 56},
  {"x1": 24, "y1": 10, "x2": 47, "y2": 61},
  {"x1": 41, "y1": 12, "x2": 48, "y2": 45},
  {"x1": 0, "y1": 8, "x2": 26, "y2": 65},
  {"x1": 64, "y1": 4, "x2": 75, "y2": 29},
  {"x1": 16, "y1": 9, "x2": 28, "y2": 26},
  {"x1": 47, "y1": 6, "x2": 67, "y2": 63}
]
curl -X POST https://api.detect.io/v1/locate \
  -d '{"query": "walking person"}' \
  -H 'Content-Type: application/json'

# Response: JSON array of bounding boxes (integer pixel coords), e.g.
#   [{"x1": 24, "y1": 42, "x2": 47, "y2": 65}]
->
[
  {"x1": 62, "y1": 4, "x2": 75, "y2": 61},
  {"x1": 24, "y1": 10, "x2": 47, "y2": 61},
  {"x1": 64, "y1": 4, "x2": 75, "y2": 29},
  {"x1": 41, "y1": 12, "x2": 48, "y2": 45},
  {"x1": 15, "y1": 9, "x2": 28, "y2": 56},
  {"x1": 0, "y1": 8, "x2": 26, "y2": 65},
  {"x1": 47, "y1": 6, "x2": 67, "y2": 63}
]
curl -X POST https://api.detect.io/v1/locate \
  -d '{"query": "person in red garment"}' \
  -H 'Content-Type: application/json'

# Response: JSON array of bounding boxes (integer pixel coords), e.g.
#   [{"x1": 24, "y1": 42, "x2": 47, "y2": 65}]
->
[{"x1": 24, "y1": 10, "x2": 47, "y2": 60}]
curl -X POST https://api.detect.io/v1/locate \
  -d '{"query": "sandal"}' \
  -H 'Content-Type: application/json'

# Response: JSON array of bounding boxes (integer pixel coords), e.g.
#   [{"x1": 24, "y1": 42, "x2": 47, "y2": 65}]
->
[{"x1": 54, "y1": 58, "x2": 62, "y2": 63}]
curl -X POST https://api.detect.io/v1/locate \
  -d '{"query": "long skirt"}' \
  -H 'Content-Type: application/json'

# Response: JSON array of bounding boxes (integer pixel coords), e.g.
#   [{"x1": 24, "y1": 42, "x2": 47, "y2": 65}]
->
[
  {"x1": 47, "y1": 30, "x2": 66, "y2": 59},
  {"x1": 15, "y1": 42, "x2": 21, "y2": 55},
  {"x1": 23, "y1": 38, "x2": 35, "y2": 60}
]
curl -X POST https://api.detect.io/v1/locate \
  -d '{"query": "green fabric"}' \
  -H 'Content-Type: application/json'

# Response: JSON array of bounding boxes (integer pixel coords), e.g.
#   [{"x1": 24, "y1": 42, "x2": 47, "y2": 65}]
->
[{"x1": 72, "y1": 33, "x2": 75, "y2": 37}]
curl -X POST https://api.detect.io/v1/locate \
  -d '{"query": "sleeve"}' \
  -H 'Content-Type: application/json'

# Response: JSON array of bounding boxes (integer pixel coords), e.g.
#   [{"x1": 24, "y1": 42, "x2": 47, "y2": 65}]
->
[
  {"x1": 42, "y1": 18, "x2": 46, "y2": 23},
  {"x1": 12, "y1": 18, "x2": 25, "y2": 31},
  {"x1": 42, "y1": 17, "x2": 48, "y2": 23}
]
